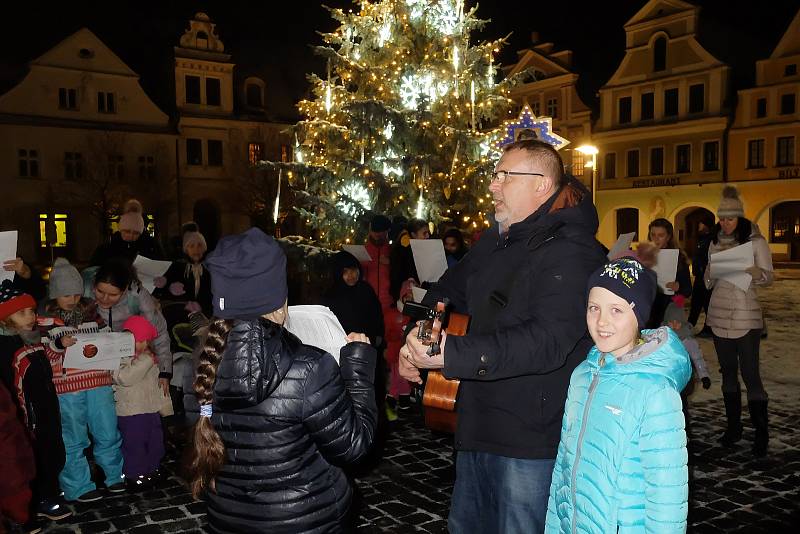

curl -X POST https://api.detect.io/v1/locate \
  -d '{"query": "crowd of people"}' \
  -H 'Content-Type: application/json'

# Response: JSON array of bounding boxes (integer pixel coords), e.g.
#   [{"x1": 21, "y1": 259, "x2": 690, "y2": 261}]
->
[{"x1": 0, "y1": 140, "x2": 775, "y2": 533}]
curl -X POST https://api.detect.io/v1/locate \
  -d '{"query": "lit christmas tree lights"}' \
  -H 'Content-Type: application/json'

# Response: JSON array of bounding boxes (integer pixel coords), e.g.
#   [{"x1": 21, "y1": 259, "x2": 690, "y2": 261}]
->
[{"x1": 261, "y1": 0, "x2": 527, "y2": 244}]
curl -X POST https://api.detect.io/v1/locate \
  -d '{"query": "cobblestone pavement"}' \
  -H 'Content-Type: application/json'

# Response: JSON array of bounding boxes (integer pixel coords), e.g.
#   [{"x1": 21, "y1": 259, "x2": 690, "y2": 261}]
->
[
  {"x1": 39, "y1": 398, "x2": 799, "y2": 534},
  {"x1": 41, "y1": 274, "x2": 800, "y2": 533}
]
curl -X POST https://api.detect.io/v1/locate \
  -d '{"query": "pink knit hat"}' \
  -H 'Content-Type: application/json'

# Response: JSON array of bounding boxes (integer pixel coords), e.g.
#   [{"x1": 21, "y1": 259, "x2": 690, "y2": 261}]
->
[{"x1": 122, "y1": 315, "x2": 158, "y2": 342}]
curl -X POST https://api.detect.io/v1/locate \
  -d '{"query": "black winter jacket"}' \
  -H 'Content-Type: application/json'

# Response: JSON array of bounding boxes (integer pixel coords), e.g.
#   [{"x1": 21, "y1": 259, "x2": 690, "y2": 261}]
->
[
  {"x1": 186, "y1": 318, "x2": 377, "y2": 533},
  {"x1": 423, "y1": 178, "x2": 606, "y2": 459}
]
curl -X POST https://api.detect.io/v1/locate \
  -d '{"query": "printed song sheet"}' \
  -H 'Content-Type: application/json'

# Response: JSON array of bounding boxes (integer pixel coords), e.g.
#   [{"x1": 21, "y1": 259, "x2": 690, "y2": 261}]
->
[
  {"x1": 709, "y1": 241, "x2": 754, "y2": 291},
  {"x1": 64, "y1": 331, "x2": 135, "y2": 371},
  {"x1": 410, "y1": 239, "x2": 448, "y2": 283},
  {"x1": 133, "y1": 255, "x2": 173, "y2": 293},
  {"x1": 286, "y1": 305, "x2": 348, "y2": 364},
  {"x1": 0, "y1": 231, "x2": 18, "y2": 283},
  {"x1": 655, "y1": 249, "x2": 680, "y2": 295},
  {"x1": 342, "y1": 244, "x2": 373, "y2": 262},
  {"x1": 607, "y1": 232, "x2": 637, "y2": 260}
]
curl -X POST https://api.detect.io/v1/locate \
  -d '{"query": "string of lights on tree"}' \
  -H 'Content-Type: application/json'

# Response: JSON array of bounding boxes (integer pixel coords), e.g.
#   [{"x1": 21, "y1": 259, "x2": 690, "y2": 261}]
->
[{"x1": 259, "y1": 0, "x2": 551, "y2": 244}]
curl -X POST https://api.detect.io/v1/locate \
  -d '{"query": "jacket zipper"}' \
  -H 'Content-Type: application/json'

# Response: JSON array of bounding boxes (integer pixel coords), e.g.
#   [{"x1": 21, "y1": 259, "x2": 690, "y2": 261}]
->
[{"x1": 570, "y1": 353, "x2": 605, "y2": 534}]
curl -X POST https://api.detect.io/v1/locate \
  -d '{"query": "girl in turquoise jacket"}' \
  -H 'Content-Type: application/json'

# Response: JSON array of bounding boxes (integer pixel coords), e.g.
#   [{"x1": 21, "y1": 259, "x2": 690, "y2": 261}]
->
[{"x1": 546, "y1": 257, "x2": 691, "y2": 533}]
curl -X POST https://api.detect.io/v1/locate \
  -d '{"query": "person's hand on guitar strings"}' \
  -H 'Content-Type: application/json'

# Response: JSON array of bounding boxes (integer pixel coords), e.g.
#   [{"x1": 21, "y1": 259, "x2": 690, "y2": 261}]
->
[{"x1": 400, "y1": 324, "x2": 446, "y2": 383}]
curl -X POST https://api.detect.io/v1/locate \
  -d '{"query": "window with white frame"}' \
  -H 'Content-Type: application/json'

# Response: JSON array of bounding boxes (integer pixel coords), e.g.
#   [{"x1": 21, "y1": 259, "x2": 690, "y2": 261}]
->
[
  {"x1": 58, "y1": 88, "x2": 78, "y2": 110},
  {"x1": 98, "y1": 92, "x2": 116, "y2": 113},
  {"x1": 18, "y1": 149, "x2": 39, "y2": 178},
  {"x1": 64, "y1": 152, "x2": 83, "y2": 180}
]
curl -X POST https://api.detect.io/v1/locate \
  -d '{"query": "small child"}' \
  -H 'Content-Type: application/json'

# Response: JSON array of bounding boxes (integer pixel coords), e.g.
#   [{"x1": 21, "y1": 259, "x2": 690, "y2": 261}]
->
[
  {"x1": 662, "y1": 294, "x2": 711, "y2": 391},
  {"x1": 546, "y1": 257, "x2": 691, "y2": 533},
  {"x1": 41, "y1": 257, "x2": 125, "y2": 502},
  {"x1": 114, "y1": 315, "x2": 168, "y2": 489},
  {"x1": 0, "y1": 280, "x2": 72, "y2": 523}
]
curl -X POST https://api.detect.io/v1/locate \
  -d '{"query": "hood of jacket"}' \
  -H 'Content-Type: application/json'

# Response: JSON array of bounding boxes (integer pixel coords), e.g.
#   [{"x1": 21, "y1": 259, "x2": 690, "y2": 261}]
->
[
  {"x1": 213, "y1": 317, "x2": 301, "y2": 411},
  {"x1": 586, "y1": 326, "x2": 691, "y2": 391},
  {"x1": 499, "y1": 175, "x2": 600, "y2": 252}
]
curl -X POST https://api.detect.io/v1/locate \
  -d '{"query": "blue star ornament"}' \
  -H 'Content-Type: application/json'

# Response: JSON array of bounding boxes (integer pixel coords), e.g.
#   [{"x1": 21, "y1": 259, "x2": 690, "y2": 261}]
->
[{"x1": 494, "y1": 105, "x2": 570, "y2": 151}]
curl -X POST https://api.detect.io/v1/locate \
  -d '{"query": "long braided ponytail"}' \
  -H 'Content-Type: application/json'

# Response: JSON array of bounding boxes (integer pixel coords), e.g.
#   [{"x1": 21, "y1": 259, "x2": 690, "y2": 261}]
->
[{"x1": 185, "y1": 318, "x2": 234, "y2": 498}]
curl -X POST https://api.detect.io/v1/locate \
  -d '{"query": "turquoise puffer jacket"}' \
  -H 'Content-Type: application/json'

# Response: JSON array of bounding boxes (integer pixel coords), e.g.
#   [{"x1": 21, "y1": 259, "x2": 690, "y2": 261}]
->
[{"x1": 545, "y1": 327, "x2": 691, "y2": 534}]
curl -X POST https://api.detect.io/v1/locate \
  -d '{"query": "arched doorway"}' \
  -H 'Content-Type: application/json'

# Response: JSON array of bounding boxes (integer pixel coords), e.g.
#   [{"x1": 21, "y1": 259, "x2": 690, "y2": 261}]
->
[
  {"x1": 771, "y1": 201, "x2": 800, "y2": 261},
  {"x1": 675, "y1": 206, "x2": 715, "y2": 260},
  {"x1": 193, "y1": 199, "x2": 221, "y2": 251}
]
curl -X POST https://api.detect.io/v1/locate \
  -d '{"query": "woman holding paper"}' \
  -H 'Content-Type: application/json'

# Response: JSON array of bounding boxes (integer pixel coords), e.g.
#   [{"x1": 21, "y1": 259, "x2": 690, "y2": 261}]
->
[
  {"x1": 646, "y1": 218, "x2": 692, "y2": 328},
  {"x1": 705, "y1": 186, "x2": 773, "y2": 457},
  {"x1": 185, "y1": 228, "x2": 377, "y2": 533}
]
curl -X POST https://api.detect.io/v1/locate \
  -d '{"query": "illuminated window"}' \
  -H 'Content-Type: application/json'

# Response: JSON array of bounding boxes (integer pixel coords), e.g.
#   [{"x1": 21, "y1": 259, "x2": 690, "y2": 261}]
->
[
  {"x1": 19, "y1": 149, "x2": 39, "y2": 178},
  {"x1": 572, "y1": 152, "x2": 584, "y2": 177},
  {"x1": 248, "y1": 143, "x2": 264, "y2": 165},
  {"x1": 39, "y1": 214, "x2": 68, "y2": 248}
]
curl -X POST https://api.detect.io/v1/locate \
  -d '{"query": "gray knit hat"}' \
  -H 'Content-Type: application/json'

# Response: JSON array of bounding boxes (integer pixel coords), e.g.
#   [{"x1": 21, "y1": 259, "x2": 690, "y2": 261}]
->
[
  {"x1": 49, "y1": 257, "x2": 84, "y2": 299},
  {"x1": 717, "y1": 186, "x2": 744, "y2": 219}
]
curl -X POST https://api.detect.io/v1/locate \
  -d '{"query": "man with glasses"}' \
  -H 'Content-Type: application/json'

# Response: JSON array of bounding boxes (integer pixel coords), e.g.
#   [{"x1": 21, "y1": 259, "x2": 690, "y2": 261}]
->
[{"x1": 400, "y1": 139, "x2": 605, "y2": 533}]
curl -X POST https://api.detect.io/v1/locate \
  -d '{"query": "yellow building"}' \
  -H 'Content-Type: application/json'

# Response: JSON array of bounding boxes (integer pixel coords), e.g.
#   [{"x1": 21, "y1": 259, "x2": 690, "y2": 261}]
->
[
  {"x1": 172, "y1": 13, "x2": 291, "y2": 250},
  {"x1": 506, "y1": 34, "x2": 593, "y2": 188},
  {"x1": 592, "y1": 0, "x2": 732, "y2": 255},
  {"x1": 0, "y1": 13, "x2": 291, "y2": 264},
  {"x1": 728, "y1": 10, "x2": 800, "y2": 261}
]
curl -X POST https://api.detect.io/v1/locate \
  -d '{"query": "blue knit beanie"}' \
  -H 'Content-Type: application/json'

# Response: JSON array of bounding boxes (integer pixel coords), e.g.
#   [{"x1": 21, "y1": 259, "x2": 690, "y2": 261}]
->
[
  {"x1": 586, "y1": 257, "x2": 657, "y2": 327},
  {"x1": 204, "y1": 228, "x2": 287, "y2": 320}
]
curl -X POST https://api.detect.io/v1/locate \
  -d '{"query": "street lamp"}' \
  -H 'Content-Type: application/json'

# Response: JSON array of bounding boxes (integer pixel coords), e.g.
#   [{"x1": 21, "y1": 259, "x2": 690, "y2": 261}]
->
[{"x1": 576, "y1": 144, "x2": 599, "y2": 206}]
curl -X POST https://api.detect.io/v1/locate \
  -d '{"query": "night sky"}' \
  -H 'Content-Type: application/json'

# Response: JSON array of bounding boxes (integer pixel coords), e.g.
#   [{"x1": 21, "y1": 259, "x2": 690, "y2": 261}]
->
[{"x1": 1, "y1": 0, "x2": 797, "y2": 121}]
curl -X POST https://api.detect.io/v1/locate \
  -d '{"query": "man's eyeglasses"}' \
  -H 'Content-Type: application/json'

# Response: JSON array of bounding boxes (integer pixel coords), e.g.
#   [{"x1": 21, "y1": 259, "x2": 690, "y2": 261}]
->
[{"x1": 489, "y1": 170, "x2": 545, "y2": 184}]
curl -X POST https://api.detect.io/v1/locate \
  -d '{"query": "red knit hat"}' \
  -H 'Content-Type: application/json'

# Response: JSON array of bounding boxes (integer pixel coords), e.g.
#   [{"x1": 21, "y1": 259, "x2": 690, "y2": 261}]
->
[
  {"x1": 121, "y1": 315, "x2": 158, "y2": 342},
  {"x1": 0, "y1": 280, "x2": 37, "y2": 321}
]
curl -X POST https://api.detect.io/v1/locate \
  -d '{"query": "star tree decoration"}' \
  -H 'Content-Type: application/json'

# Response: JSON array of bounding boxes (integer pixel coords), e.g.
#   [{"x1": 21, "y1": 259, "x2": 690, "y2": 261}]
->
[
  {"x1": 259, "y1": 0, "x2": 530, "y2": 244},
  {"x1": 493, "y1": 104, "x2": 570, "y2": 151}
]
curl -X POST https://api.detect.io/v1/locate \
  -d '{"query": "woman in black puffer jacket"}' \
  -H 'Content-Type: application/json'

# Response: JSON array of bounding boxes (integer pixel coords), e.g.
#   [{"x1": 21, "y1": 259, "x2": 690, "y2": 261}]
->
[{"x1": 184, "y1": 228, "x2": 377, "y2": 533}]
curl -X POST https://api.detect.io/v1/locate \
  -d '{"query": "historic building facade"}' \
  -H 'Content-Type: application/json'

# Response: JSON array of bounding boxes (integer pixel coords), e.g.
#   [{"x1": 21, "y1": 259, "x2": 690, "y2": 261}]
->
[
  {"x1": 0, "y1": 13, "x2": 290, "y2": 264},
  {"x1": 592, "y1": 0, "x2": 731, "y2": 254},
  {"x1": 505, "y1": 35, "x2": 593, "y2": 188},
  {"x1": 728, "y1": 10, "x2": 800, "y2": 261}
]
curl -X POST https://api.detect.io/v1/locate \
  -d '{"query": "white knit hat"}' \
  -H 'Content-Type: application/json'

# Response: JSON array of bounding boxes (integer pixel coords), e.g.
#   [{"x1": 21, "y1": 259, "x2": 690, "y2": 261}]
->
[
  {"x1": 717, "y1": 186, "x2": 744, "y2": 219},
  {"x1": 183, "y1": 231, "x2": 207, "y2": 254}
]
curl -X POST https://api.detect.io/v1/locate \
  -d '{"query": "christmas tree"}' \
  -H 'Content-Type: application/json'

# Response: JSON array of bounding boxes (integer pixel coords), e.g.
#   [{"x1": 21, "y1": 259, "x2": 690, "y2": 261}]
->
[{"x1": 262, "y1": 0, "x2": 520, "y2": 244}]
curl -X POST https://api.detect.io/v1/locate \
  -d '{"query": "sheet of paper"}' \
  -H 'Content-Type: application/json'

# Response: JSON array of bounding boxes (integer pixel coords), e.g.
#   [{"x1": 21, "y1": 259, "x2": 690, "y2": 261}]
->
[
  {"x1": 0, "y1": 231, "x2": 18, "y2": 283},
  {"x1": 133, "y1": 255, "x2": 172, "y2": 293},
  {"x1": 286, "y1": 305, "x2": 348, "y2": 364},
  {"x1": 607, "y1": 232, "x2": 636, "y2": 260},
  {"x1": 410, "y1": 286, "x2": 428, "y2": 303},
  {"x1": 342, "y1": 244, "x2": 373, "y2": 262},
  {"x1": 64, "y1": 331, "x2": 134, "y2": 371},
  {"x1": 410, "y1": 239, "x2": 448, "y2": 283},
  {"x1": 655, "y1": 249, "x2": 679, "y2": 295},
  {"x1": 709, "y1": 241, "x2": 754, "y2": 291}
]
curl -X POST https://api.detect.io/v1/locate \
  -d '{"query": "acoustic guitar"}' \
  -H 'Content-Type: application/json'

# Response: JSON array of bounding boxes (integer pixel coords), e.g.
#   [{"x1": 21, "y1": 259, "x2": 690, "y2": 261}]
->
[{"x1": 414, "y1": 300, "x2": 470, "y2": 434}]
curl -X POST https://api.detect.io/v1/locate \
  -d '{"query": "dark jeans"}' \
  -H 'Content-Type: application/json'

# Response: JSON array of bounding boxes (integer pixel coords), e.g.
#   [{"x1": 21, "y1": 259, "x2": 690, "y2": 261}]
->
[
  {"x1": 713, "y1": 329, "x2": 768, "y2": 401},
  {"x1": 448, "y1": 451, "x2": 554, "y2": 534},
  {"x1": 688, "y1": 276, "x2": 711, "y2": 327}
]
